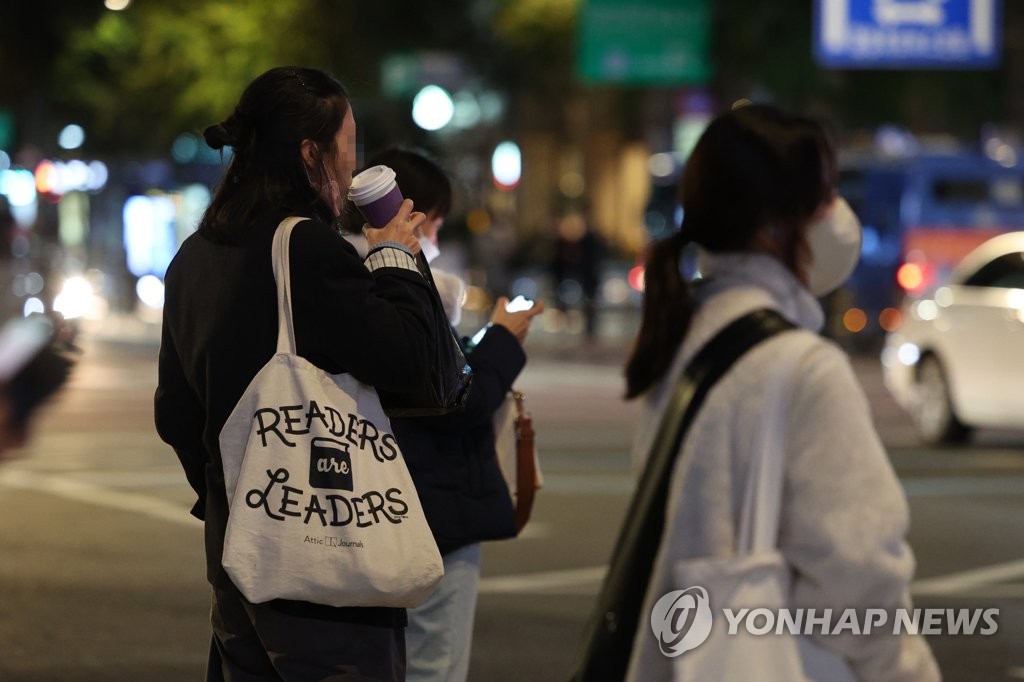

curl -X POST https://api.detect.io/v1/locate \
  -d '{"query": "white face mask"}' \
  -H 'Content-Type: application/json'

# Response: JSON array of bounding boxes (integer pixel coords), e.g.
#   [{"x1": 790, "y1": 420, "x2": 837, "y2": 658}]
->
[
  {"x1": 805, "y1": 197, "x2": 862, "y2": 297},
  {"x1": 418, "y1": 236, "x2": 441, "y2": 264}
]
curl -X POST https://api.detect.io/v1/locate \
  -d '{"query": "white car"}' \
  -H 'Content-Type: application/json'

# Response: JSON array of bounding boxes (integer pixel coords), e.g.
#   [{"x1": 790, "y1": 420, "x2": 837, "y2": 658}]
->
[{"x1": 882, "y1": 231, "x2": 1024, "y2": 444}]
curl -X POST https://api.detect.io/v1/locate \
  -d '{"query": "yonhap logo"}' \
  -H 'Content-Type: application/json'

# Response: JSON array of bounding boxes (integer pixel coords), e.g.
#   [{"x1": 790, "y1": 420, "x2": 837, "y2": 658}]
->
[
  {"x1": 650, "y1": 586, "x2": 714, "y2": 657},
  {"x1": 650, "y1": 585, "x2": 999, "y2": 659}
]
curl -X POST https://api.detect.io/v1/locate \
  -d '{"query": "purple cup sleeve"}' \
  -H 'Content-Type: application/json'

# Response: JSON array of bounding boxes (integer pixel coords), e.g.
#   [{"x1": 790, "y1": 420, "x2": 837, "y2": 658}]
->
[{"x1": 357, "y1": 185, "x2": 405, "y2": 228}]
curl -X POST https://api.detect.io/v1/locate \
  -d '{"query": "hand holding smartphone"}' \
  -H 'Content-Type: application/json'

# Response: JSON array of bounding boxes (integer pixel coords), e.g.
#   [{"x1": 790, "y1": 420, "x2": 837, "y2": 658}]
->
[
  {"x1": 480, "y1": 295, "x2": 545, "y2": 346},
  {"x1": 505, "y1": 295, "x2": 535, "y2": 313}
]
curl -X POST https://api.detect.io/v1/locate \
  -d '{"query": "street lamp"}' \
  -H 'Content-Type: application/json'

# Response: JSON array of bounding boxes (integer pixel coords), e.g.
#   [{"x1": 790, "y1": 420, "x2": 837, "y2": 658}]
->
[
  {"x1": 491, "y1": 141, "x2": 521, "y2": 190},
  {"x1": 58, "y1": 124, "x2": 85, "y2": 151},
  {"x1": 412, "y1": 85, "x2": 454, "y2": 132}
]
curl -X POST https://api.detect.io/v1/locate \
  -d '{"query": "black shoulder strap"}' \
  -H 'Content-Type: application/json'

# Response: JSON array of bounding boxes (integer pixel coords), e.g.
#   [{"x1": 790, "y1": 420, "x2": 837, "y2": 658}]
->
[{"x1": 571, "y1": 308, "x2": 796, "y2": 682}]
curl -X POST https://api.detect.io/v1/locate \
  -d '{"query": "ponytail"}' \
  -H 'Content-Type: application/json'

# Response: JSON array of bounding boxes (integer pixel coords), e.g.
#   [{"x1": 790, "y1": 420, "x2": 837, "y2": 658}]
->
[
  {"x1": 624, "y1": 231, "x2": 693, "y2": 399},
  {"x1": 623, "y1": 104, "x2": 836, "y2": 399}
]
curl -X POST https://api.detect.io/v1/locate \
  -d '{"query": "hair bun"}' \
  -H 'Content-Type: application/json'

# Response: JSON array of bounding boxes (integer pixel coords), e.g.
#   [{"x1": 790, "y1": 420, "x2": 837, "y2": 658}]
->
[
  {"x1": 203, "y1": 122, "x2": 234, "y2": 150},
  {"x1": 204, "y1": 110, "x2": 252, "y2": 151}
]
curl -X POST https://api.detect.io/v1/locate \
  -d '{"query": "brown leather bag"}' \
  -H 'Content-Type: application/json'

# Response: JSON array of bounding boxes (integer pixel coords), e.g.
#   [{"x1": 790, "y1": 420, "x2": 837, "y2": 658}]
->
[{"x1": 494, "y1": 390, "x2": 541, "y2": 533}]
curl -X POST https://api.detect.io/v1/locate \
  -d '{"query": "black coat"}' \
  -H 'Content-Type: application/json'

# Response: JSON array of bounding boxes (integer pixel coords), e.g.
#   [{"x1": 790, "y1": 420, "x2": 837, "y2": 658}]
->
[
  {"x1": 154, "y1": 213, "x2": 437, "y2": 624},
  {"x1": 391, "y1": 323, "x2": 525, "y2": 555}
]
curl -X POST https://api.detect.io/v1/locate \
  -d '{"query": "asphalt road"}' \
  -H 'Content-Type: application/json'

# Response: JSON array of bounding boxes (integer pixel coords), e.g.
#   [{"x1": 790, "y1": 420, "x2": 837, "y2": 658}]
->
[{"x1": 0, "y1": 328, "x2": 1021, "y2": 681}]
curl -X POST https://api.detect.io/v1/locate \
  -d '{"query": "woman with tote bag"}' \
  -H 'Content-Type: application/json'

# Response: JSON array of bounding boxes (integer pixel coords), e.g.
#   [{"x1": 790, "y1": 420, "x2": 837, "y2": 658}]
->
[{"x1": 155, "y1": 67, "x2": 442, "y2": 681}]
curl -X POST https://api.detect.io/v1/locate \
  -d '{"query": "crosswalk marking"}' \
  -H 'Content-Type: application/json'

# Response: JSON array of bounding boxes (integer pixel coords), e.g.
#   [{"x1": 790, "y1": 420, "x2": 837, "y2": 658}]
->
[
  {"x1": 0, "y1": 468, "x2": 199, "y2": 527},
  {"x1": 3, "y1": 468, "x2": 1022, "y2": 599}
]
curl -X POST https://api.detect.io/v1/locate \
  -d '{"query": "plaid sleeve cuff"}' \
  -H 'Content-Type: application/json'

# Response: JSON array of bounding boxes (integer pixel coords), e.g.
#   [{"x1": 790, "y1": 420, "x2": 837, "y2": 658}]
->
[
  {"x1": 373, "y1": 240, "x2": 414, "y2": 257},
  {"x1": 364, "y1": 246, "x2": 420, "y2": 274}
]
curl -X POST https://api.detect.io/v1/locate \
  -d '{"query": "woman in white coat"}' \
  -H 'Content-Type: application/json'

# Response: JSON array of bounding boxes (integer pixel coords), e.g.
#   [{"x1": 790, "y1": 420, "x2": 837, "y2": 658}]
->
[{"x1": 622, "y1": 104, "x2": 940, "y2": 680}]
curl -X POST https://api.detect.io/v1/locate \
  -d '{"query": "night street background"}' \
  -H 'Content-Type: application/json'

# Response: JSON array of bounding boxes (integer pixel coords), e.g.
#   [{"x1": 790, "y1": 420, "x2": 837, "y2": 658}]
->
[{"x1": 0, "y1": 319, "x2": 1021, "y2": 681}]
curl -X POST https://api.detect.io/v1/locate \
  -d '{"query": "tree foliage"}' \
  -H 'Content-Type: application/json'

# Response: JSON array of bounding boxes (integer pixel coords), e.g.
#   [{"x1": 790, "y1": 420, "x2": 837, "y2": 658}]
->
[
  {"x1": 46, "y1": 0, "x2": 516, "y2": 153},
  {"x1": 5, "y1": 0, "x2": 1018, "y2": 155},
  {"x1": 493, "y1": 0, "x2": 580, "y2": 132},
  {"x1": 53, "y1": 0, "x2": 348, "y2": 153}
]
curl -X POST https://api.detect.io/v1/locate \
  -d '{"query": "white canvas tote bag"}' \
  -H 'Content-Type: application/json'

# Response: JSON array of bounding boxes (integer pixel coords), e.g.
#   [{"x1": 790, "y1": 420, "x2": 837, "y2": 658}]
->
[
  {"x1": 667, "y1": 337, "x2": 855, "y2": 682},
  {"x1": 219, "y1": 217, "x2": 444, "y2": 608}
]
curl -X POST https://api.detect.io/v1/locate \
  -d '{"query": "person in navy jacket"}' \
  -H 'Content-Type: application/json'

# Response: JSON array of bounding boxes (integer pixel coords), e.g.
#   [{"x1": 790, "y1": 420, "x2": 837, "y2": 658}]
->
[{"x1": 358, "y1": 149, "x2": 543, "y2": 682}]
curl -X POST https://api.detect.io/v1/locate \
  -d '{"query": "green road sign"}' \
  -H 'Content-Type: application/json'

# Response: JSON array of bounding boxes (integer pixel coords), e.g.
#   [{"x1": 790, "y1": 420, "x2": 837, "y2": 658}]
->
[
  {"x1": 577, "y1": 0, "x2": 711, "y2": 86},
  {"x1": 0, "y1": 110, "x2": 13, "y2": 150},
  {"x1": 381, "y1": 52, "x2": 467, "y2": 98}
]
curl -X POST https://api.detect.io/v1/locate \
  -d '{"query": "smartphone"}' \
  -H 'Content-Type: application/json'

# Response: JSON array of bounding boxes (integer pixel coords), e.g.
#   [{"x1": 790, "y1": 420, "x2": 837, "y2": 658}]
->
[{"x1": 506, "y1": 295, "x2": 535, "y2": 313}]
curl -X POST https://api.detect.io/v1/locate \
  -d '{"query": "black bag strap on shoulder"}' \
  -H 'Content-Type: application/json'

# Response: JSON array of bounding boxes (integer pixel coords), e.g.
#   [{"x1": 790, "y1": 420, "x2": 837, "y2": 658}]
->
[{"x1": 570, "y1": 308, "x2": 796, "y2": 682}]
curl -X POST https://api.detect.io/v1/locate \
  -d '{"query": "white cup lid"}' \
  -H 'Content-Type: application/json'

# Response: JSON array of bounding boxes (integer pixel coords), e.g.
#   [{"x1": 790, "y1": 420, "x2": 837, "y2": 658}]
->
[{"x1": 347, "y1": 165, "x2": 398, "y2": 205}]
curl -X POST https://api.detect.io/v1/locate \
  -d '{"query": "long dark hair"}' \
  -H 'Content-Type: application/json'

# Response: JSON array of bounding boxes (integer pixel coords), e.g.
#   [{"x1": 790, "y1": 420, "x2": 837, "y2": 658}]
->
[
  {"x1": 200, "y1": 66, "x2": 350, "y2": 241},
  {"x1": 624, "y1": 104, "x2": 836, "y2": 399}
]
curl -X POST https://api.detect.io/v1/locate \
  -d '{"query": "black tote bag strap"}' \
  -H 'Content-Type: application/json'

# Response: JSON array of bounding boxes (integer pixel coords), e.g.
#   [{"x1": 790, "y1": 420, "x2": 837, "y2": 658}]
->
[{"x1": 571, "y1": 308, "x2": 796, "y2": 682}]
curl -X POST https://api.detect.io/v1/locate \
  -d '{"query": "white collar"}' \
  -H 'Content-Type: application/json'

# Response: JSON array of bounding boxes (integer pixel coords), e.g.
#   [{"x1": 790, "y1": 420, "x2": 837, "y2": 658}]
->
[
  {"x1": 696, "y1": 250, "x2": 824, "y2": 332},
  {"x1": 629, "y1": 249, "x2": 824, "y2": 472}
]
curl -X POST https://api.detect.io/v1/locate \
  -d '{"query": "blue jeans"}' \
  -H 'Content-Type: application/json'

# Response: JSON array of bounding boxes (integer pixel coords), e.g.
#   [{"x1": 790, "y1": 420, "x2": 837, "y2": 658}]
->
[{"x1": 405, "y1": 543, "x2": 482, "y2": 682}]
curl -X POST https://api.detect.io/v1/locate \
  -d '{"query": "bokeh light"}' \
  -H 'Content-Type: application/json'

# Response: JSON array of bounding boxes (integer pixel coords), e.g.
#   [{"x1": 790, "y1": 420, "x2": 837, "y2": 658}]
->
[
  {"x1": 412, "y1": 85, "x2": 454, "y2": 131},
  {"x1": 58, "y1": 124, "x2": 85, "y2": 150},
  {"x1": 843, "y1": 308, "x2": 868, "y2": 333},
  {"x1": 491, "y1": 141, "x2": 521, "y2": 189},
  {"x1": 879, "y1": 307, "x2": 902, "y2": 332}
]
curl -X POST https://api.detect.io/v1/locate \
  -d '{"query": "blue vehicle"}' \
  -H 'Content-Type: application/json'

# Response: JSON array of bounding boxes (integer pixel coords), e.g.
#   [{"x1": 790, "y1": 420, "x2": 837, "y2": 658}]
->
[{"x1": 835, "y1": 148, "x2": 1024, "y2": 340}]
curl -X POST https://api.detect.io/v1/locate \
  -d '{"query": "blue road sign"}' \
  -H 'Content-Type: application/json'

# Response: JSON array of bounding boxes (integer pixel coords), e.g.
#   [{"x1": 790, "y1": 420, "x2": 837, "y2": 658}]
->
[{"x1": 815, "y1": 0, "x2": 1001, "y2": 68}]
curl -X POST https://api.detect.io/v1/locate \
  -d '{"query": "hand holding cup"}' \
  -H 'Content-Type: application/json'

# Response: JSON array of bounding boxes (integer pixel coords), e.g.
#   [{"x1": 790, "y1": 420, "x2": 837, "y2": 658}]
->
[
  {"x1": 363, "y1": 199, "x2": 425, "y2": 254},
  {"x1": 349, "y1": 164, "x2": 424, "y2": 254}
]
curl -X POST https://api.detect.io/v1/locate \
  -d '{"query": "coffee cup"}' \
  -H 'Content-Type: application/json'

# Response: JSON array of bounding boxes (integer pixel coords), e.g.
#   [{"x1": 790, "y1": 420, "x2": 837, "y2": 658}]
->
[{"x1": 347, "y1": 165, "x2": 404, "y2": 228}]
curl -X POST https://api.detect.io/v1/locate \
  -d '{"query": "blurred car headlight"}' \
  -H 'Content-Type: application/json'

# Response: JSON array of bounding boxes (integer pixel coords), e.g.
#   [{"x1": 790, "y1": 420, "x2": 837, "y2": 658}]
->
[
  {"x1": 136, "y1": 275, "x2": 165, "y2": 309},
  {"x1": 897, "y1": 342, "x2": 921, "y2": 367},
  {"x1": 52, "y1": 275, "x2": 108, "y2": 320},
  {"x1": 53, "y1": 276, "x2": 93, "y2": 320},
  {"x1": 913, "y1": 299, "x2": 938, "y2": 321}
]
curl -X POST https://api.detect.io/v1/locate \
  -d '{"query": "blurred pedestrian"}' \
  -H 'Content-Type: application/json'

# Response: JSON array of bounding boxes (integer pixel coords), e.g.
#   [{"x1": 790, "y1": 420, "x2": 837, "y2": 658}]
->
[
  {"x1": 0, "y1": 196, "x2": 20, "y2": 322},
  {"x1": 552, "y1": 210, "x2": 603, "y2": 339},
  {"x1": 154, "y1": 67, "x2": 438, "y2": 682},
  {"x1": 0, "y1": 314, "x2": 74, "y2": 461},
  {"x1": 615, "y1": 104, "x2": 939, "y2": 679},
  {"x1": 363, "y1": 148, "x2": 544, "y2": 682}
]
